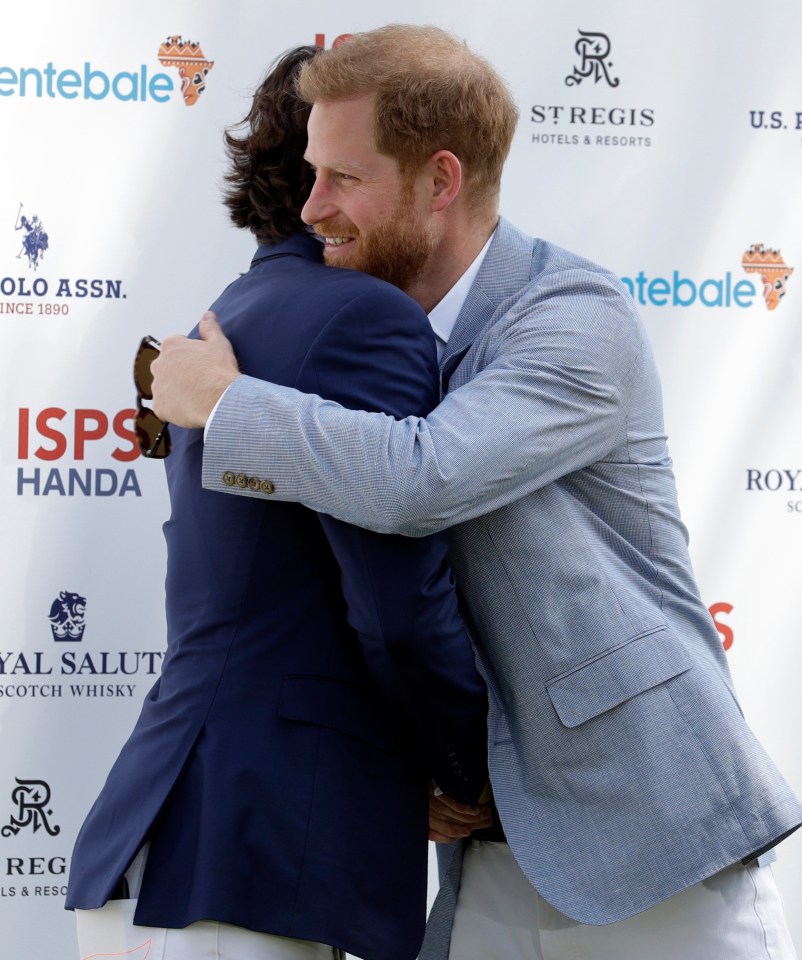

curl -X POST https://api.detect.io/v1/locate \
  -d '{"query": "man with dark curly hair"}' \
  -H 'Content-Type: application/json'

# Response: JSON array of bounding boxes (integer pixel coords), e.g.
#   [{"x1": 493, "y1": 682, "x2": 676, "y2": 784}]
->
[{"x1": 65, "y1": 45, "x2": 488, "y2": 960}]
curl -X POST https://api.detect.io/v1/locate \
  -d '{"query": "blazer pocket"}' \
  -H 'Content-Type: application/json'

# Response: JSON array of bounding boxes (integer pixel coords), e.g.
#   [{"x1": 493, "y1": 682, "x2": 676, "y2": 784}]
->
[
  {"x1": 278, "y1": 674, "x2": 396, "y2": 751},
  {"x1": 546, "y1": 626, "x2": 693, "y2": 729}
]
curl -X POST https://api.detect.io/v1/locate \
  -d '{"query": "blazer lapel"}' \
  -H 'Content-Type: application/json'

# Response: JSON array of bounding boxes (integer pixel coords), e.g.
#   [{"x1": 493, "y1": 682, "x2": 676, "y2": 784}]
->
[
  {"x1": 439, "y1": 217, "x2": 536, "y2": 392},
  {"x1": 440, "y1": 345, "x2": 472, "y2": 394}
]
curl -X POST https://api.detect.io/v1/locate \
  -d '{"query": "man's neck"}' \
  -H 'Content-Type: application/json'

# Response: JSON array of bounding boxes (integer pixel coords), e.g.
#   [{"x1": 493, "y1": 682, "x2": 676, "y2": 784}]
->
[{"x1": 406, "y1": 214, "x2": 498, "y2": 313}]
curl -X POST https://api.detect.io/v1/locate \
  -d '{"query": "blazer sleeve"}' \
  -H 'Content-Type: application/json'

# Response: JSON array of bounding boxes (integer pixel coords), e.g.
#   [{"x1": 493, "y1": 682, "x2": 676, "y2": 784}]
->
[
  {"x1": 202, "y1": 268, "x2": 644, "y2": 537},
  {"x1": 294, "y1": 285, "x2": 488, "y2": 805}
]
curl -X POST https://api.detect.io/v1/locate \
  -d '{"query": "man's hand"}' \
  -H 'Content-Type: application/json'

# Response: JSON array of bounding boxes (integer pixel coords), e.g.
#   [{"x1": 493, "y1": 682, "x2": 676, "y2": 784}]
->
[
  {"x1": 429, "y1": 782, "x2": 494, "y2": 843},
  {"x1": 151, "y1": 312, "x2": 240, "y2": 428}
]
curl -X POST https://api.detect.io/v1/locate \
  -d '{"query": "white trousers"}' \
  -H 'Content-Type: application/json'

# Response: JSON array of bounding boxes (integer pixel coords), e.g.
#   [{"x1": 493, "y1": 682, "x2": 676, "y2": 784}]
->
[
  {"x1": 75, "y1": 903, "x2": 340, "y2": 960},
  {"x1": 447, "y1": 841, "x2": 798, "y2": 960},
  {"x1": 74, "y1": 847, "x2": 342, "y2": 960}
]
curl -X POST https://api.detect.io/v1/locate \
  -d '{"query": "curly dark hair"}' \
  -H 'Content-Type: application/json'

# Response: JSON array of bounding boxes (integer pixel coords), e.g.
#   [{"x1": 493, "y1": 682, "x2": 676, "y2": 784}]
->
[{"x1": 223, "y1": 45, "x2": 321, "y2": 244}]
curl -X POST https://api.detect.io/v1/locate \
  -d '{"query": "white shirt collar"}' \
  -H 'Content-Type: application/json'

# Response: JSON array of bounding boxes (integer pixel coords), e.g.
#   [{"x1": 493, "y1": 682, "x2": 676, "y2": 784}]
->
[{"x1": 429, "y1": 231, "x2": 494, "y2": 356}]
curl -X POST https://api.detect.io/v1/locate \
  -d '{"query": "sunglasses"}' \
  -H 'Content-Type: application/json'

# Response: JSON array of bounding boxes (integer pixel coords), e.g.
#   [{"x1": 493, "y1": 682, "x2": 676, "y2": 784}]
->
[{"x1": 134, "y1": 335, "x2": 171, "y2": 458}]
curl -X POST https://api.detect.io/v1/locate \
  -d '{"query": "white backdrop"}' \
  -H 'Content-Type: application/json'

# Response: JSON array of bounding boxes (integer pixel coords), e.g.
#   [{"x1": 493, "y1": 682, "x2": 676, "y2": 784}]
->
[{"x1": 1, "y1": 2, "x2": 800, "y2": 956}]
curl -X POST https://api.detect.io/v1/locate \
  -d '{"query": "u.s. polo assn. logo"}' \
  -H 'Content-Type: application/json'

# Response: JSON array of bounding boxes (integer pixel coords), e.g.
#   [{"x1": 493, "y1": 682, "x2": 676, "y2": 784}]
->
[{"x1": 14, "y1": 203, "x2": 48, "y2": 271}]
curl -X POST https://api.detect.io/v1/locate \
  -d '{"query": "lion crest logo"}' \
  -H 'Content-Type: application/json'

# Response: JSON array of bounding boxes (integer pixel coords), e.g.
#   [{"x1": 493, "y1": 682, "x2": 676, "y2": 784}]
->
[{"x1": 48, "y1": 590, "x2": 87, "y2": 642}]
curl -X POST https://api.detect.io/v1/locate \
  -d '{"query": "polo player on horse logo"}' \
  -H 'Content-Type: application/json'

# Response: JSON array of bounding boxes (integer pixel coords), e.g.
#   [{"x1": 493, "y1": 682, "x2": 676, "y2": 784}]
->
[{"x1": 15, "y1": 203, "x2": 49, "y2": 270}]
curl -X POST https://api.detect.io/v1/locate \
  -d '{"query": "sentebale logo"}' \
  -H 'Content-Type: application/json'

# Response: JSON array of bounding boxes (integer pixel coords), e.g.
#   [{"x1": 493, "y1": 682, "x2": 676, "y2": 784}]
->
[
  {"x1": 741, "y1": 244, "x2": 794, "y2": 311},
  {"x1": 621, "y1": 243, "x2": 794, "y2": 311},
  {"x1": 0, "y1": 35, "x2": 214, "y2": 105},
  {"x1": 157, "y1": 35, "x2": 214, "y2": 106}
]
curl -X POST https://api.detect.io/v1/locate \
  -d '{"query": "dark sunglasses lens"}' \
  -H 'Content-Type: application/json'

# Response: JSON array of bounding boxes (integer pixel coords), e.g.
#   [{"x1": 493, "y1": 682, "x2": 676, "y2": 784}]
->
[
  {"x1": 135, "y1": 408, "x2": 171, "y2": 459},
  {"x1": 134, "y1": 342, "x2": 159, "y2": 397}
]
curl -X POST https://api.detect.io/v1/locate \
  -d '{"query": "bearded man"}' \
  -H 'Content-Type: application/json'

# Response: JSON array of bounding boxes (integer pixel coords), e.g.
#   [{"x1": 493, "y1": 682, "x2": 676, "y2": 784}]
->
[{"x1": 151, "y1": 25, "x2": 800, "y2": 960}]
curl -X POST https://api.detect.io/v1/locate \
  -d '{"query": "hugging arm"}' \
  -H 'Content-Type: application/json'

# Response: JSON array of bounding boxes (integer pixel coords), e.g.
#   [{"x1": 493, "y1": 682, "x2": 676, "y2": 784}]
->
[{"x1": 203, "y1": 272, "x2": 641, "y2": 536}]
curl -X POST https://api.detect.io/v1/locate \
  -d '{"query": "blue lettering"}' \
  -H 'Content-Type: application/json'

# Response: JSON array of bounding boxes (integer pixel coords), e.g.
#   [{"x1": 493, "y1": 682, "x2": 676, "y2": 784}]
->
[
  {"x1": 56, "y1": 69, "x2": 81, "y2": 98},
  {"x1": 44, "y1": 63, "x2": 57, "y2": 96},
  {"x1": 619, "y1": 272, "x2": 758, "y2": 309},
  {"x1": 119, "y1": 470, "x2": 142, "y2": 497},
  {"x1": 0, "y1": 62, "x2": 175, "y2": 103},
  {"x1": 16, "y1": 468, "x2": 40, "y2": 495},
  {"x1": 149, "y1": 73, "x2": 173, "y2": 102},
  {"x1": 17, "y1": 467, "x2": 141, "y2": 497},
  {"x1": 0, "y1": 66, "x2": 17, "y2": 95},
  {"x1": 68, "y1": 470, "x2": 91, "y2": 496},
  {"x1": 746, "y1": 469, "x2": 763, "y2": 490},
  {"x1": 733, "y1": 280, "x2": 755, "y2": 307},
  {"x1": 84, "y1": 62, "x2": 110, "y2": 100},
  {"x1": 672, "y1": 271, "x2": 696, "y2": 307},
  {"x1": 785, "y1": 469, "x2": 802, "y2": 490},
  {"x1": 10, "y1": 654, "x2": 33, "y2": 676},
  {"x1": 111, "y1": 70, "x2": 138, "y2": 102},
  {"x1": 19, "y1": 66, "x2": 43, "y2": 98},
  {"x1": 647, "y1": 277, "x2": 670, "y2": 306},
  {"x1": 42, "y1": 469, "x2": 66, "y2": 496},
  {"x1": 95, "y1": 469, "x2": 117, "y2": 496},
  {"x1": 699, "y1": 278, "x2": 724, "y2": 307}
]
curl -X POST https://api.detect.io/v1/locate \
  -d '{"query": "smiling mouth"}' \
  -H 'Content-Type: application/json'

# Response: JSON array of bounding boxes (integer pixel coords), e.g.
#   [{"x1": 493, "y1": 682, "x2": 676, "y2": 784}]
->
[{"x1": 322, "y1": 236, "x2": 354, "y2": 246}]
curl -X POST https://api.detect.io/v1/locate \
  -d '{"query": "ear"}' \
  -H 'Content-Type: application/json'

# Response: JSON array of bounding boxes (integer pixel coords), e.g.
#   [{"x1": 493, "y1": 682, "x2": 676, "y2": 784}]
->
[{"x1": 426, "y1": 150, "x2": 462, "y2": 212}]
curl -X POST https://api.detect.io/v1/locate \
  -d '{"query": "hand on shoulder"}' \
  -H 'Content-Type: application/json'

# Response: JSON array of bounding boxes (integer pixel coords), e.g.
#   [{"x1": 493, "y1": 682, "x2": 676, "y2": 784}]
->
[{"x1": 151, "y1": 312, "x2": 240, "y2": 428}]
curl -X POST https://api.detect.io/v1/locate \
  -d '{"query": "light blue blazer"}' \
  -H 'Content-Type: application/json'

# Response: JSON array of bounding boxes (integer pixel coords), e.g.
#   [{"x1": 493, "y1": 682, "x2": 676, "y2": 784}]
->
[{"x1": 202, "y1": 218, "x2": 801, "y2": 937}]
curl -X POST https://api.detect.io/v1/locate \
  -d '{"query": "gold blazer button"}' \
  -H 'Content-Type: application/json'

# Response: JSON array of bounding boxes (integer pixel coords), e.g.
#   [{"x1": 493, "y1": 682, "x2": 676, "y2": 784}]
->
[
  {"x1": 260, "y1": 480, "x2": 275, "y2": 495},
  {"x1": 222, "y1": 471, "x2": 235, "y2": 486}
]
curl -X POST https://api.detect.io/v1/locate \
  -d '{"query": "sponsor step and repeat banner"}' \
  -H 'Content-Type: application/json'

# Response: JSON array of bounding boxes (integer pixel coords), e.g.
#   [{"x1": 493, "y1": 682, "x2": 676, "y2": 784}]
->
[{"x1": 2, "y1": 2, "x2": 800, "y2": 956}]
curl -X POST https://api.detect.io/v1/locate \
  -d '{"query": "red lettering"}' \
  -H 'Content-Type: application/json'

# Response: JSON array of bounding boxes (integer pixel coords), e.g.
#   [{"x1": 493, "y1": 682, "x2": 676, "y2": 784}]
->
[
  {"x1": 74, "y1": 409, "x2": 108, "y2": 460},
  {"x1": 112, "y1": 409, "x2": 139, "y2": 462},
  {"x1": 20, "y1": 407, "x2": 140, "y2": 460},
  {"x1": 34, "y1": 408, "x2": 68, "y2": 461},
  {"x1": 709, "y1": 602, "x2": 734, "y2": 651},
  {"x1": 18, "y1": 408, "x2": 29, "y2": 459},
  {"x1": 314, "y1": 33, "x2": 352, "y2": 49}
]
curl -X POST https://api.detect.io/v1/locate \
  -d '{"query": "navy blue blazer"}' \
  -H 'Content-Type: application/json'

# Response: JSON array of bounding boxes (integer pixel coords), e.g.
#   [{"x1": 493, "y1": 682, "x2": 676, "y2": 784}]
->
[{"x1": 66, "y1": 233, "x2": 488, "y2": 960}]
